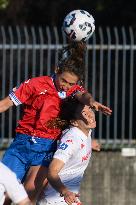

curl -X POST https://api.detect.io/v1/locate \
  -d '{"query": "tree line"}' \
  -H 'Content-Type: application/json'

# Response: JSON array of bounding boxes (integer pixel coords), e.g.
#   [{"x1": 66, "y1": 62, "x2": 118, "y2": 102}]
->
[{"x1": 0, "y1": 0, "x2": 136, "y2": 26}]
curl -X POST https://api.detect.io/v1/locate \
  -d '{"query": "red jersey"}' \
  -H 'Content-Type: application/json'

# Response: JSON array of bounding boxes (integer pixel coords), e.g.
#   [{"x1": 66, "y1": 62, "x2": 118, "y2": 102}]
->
[{"x1": 9, "y1": 76, "x2": 85, "y2": 140}]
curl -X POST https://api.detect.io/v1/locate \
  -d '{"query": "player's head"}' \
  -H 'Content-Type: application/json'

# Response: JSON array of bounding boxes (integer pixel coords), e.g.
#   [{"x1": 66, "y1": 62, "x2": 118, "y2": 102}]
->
[
  {"x1": 47, "y1": 97, "x2": 96, "y2": 131},
  {"x1": 54, "y1": 41, "x2": 86, "y2": 92},
  {"x1": 60, "y1": 97, "x2": 96, "y2": 130}
]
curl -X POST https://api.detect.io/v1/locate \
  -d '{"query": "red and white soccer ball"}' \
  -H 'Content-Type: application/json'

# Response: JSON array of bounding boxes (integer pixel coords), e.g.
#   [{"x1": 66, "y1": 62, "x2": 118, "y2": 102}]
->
[{"x1": 63, "y1": 10, "x2": 95, "y2": 42}]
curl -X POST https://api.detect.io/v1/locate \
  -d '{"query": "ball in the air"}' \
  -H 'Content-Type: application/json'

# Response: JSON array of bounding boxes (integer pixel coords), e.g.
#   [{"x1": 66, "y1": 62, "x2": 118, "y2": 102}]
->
[{"x1": 63, "y1": 9, "x2": 95, "y2": 42}]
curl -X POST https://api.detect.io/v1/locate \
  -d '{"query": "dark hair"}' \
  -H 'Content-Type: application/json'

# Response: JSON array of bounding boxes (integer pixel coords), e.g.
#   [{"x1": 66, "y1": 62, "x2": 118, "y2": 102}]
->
[
  {"x1": 47, "y1": 97, "x2": 84, "y2": 130},
  {"x1": 57, "y1": 41, "x2": 87, "y2": 84}
]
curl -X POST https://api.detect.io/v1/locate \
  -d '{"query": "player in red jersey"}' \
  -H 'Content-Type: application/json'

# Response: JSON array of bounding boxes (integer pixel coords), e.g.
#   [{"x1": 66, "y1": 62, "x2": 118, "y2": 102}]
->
[{"x1": 0, "y1": 41, "x2": 111, "y2": 204}]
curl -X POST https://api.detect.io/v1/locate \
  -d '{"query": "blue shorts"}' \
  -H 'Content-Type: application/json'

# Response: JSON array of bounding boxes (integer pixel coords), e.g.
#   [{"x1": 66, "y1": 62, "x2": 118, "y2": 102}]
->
[{"x1": 2, "y1": 133, "x2": 57, "y2": 181}]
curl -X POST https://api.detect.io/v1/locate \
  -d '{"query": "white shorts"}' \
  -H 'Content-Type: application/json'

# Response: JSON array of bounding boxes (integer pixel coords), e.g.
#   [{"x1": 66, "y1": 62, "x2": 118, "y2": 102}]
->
[
  {"x1": 0, "y1": 162, "x2": 28, "y2": 205},
  {"x1": 0, "y1": 184, "x2": 5, "y2": 205}
]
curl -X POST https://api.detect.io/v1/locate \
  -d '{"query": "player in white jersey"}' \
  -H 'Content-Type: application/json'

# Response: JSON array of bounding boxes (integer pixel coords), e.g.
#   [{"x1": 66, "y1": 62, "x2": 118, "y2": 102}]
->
[
  {"x1": 37, "y1": 96, "x2": 96, "y2": 205},
  {"x1": 0, "y1": 162, "x2": 31, "y2": 205}
]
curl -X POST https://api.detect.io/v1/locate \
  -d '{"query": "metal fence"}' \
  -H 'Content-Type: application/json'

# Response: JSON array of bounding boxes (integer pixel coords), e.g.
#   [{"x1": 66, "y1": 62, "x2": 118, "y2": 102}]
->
[{"x1": 0, "y1": 26, "x2": 135, "y2": 149}]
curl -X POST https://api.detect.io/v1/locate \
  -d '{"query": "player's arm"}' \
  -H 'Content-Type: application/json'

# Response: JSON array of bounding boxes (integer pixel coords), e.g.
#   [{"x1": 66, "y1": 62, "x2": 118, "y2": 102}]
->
[
  {"x1": 0, "y1": 96, "x2": 14, "y2": 113},
  {"x1": 47, "y1": 158, "x2": 79, "y2": 205},
  {"x1": 92, "y1": 139, "x2": 101, "y2": 151},
  {"x1": 0, "y1": 78, "x2": 35, "y2": 113},
  {"x1": 75, "y1": 91, "x2": 112, "y2": 115}
]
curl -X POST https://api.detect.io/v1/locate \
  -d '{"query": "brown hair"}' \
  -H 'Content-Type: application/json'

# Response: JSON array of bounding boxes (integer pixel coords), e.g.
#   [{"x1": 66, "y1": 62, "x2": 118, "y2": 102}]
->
[
  {"x1": 47, "y1": 97, "x2": 84, "y2": 130},
  {"x1": 57, "y1": 41, "x2": 87, "y2": 85}
]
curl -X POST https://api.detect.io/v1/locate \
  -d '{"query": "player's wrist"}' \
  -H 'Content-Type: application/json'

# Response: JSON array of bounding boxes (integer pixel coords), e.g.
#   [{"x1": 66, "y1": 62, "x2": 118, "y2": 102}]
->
[
  {"x1": 60, "y1": 188, "x2": 70, "y2": 197},
  {"x1": 89, "y1": 97, "x2": 95, "y2": 107}
]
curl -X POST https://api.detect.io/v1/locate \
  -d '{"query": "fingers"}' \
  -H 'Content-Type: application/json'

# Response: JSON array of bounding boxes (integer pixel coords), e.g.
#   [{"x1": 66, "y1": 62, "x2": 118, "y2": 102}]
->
[
  {"x1": 92, "y1": 102, "x2": 112, "y2": 115},
  {"x1": 99, "y1": 106, "x2": 112, "y2": 115},
  {"x1": 75, "y1": 193, "x2": 80, "y2": 198},
  {"x1": 101, "y1": 107, "x2": 112, "y2": 115},
  {"x1": 63, "y1": 191, "x2": 79, "y2": 205}
]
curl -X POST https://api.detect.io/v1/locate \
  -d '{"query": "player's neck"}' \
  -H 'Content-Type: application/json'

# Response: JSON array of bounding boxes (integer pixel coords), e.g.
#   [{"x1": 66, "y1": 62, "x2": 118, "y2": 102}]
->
[
  {"x1": 78, "y1": 125, "x2": 90, "y2": 137},
  {"x1": 52, "y1": 74, "x2": 59, "y2": 91}
]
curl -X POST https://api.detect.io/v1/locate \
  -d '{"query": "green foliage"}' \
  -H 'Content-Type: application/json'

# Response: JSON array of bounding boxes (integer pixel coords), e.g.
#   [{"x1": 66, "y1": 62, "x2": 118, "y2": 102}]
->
[
  {"x1": 92, "y1": 0, "x2": 113, "y2": 11},
  {"x1": 0, "y1": 0, "x2": 136, "y2": 26},
  {"x1": 0, "y1": 0, "x2": 9, "y2": 9}
]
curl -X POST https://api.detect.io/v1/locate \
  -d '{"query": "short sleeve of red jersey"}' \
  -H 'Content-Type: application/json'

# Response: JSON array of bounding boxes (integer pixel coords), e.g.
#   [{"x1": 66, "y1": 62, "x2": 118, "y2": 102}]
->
[
  {"x1": 66, "y1": 84, "x2": 86, "y2": 97},
  {"x1": 9, "y1": 79, "x2": 35, "y2": 106}
]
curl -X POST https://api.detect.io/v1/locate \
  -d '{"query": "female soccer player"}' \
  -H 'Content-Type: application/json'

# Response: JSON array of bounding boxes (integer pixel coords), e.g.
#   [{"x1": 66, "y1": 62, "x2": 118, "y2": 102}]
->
[
  {"x1": 37, "y1": 96, "x2": 96, "y2": 205},
  {"x1": 0, "y1": 41, "x2": 111, "y2": 203}
]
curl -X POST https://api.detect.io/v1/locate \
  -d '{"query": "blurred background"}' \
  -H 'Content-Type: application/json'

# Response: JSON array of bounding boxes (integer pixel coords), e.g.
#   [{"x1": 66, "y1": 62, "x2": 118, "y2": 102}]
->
[
  {"x1": 0, "y1": 1, "x2": 136, "y2": 205},
  {"x1": 0, "y1": 0, "x2": 136, "y2": 26}
]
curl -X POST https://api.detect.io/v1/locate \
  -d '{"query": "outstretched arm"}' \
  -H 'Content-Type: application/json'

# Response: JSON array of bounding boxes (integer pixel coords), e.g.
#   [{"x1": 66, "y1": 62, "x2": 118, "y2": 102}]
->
[
  {"x1": 75, "y1": 92, "x2": 112, "y2": 115},
  {"x1": 47, "y1": 158, "x2": 79, "y2": 205},
  {"x1": 0, "y1": 96, "x2": 14, "y2": 113}
]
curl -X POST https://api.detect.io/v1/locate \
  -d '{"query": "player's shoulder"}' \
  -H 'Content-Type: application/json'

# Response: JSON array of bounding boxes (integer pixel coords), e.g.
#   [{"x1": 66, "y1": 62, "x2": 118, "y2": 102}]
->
[
  {"x1": 63, "y1": 127, "x2": 87, "y2": 141},
  {"x1": 27, "y1": 76, "x2": 54, "y2": 89},
  {"x1": 58, "y1": 127, "x2": 82, "y2": 151},
  {"x1": 29, "y1": 76, "x2": 52, "y2": 83},
  {"x1": 61, "y1": 127, "x2": 80, "y2": 141}
]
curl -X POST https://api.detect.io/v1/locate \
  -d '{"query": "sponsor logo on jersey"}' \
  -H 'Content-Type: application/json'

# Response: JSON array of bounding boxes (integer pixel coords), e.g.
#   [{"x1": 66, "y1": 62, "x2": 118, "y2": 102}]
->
[
  {"x1": 82, "y1": 150, "x2": 91, "y2": 162},
  {"x1": 39, "y1": 90, "x2": 47, "y2": 95},
  {"x1": 81, "y1": 143, "x2": 85, "y2": 149},
  {"x1": 58, "y1": 142, "x2": 68, "y2": 150},
  {"x1": 58, "y1": 91, "x2": 66, "y2": 99},
  {"x1": 66, "y1": 139, "x2": 73, "y2": 143}
]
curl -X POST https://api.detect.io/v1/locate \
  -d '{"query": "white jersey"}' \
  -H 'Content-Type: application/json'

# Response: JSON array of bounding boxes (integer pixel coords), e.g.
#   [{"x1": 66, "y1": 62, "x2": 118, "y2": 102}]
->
[
  {"x1": 0, "y1": 162, "x2": 28, "y2": 205},
  {"x1": 43, "y1": 126, "x2": 92, "y2": 204}
]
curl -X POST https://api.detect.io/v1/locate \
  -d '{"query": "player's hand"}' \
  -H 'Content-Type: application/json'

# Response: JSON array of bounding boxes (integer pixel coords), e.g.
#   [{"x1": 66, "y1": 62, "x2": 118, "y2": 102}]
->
[
  {"x1": 92, "y1": 139, "x2": 101, "y2": 151},
  {"x1": 62, "y1": 190, "x2": 80, "y2": 205},
  {"x1": 92, "y1": 101, "x2": 112, "y2": 115}
]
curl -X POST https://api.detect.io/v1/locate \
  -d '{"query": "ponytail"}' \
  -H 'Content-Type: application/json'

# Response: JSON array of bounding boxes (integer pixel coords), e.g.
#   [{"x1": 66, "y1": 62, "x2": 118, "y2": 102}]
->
[{"x1": 57, "y1": 41, "x2": 87, "y2": 83}]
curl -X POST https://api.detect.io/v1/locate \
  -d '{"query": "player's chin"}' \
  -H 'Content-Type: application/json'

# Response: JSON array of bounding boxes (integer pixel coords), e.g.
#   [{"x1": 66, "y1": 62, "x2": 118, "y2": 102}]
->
[{"x1": 89, "y1": 121, "x2": 96, "y2": 129}]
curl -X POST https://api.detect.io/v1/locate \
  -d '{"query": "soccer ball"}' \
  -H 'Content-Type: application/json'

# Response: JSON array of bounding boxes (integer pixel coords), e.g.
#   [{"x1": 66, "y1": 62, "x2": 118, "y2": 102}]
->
[{"x1": 63, "y1": 10, "x2": 95, "y2": 42}]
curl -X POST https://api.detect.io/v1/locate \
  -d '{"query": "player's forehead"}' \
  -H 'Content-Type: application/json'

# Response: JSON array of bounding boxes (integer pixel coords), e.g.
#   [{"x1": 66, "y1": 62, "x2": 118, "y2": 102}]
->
[
  {"x1": 76, "y1": 104, "x2": 94, "y2": 115},
  {"x1": 58, "y1": 71, "x2": 79, "y2": 83},
  {"x1": 82, "y1": 105, "x2": 93, "y2": 112},
  {"x1": 82, "y1": 105, "x2": 94, "y2": 114}
]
